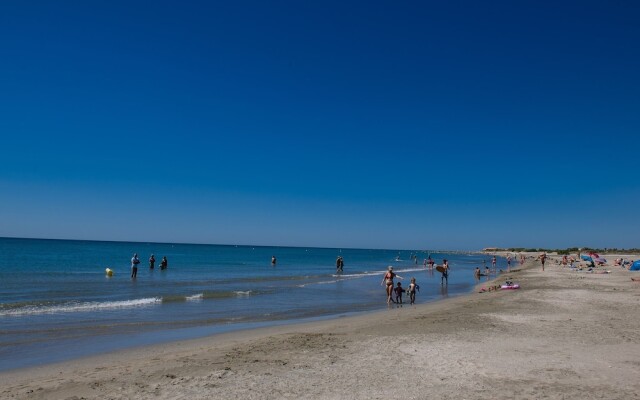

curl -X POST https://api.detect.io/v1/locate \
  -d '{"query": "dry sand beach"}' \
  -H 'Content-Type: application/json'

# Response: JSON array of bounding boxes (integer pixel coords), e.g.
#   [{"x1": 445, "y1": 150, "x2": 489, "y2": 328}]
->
[{"x1": 2, "y1": 254, "x2": 639, "y2": 400}]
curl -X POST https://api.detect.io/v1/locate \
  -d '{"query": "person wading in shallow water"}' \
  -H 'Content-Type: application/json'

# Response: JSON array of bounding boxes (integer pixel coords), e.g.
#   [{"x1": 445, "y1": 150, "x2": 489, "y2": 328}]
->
[
  {"x1": 381, "y1": 266, "x2": 403, "y2": 304},
  {"x1": 336, "y1": 256, "x2": 344, "y2": 273},
  {"x1": 441, "y1": 259, "x2": 449, "y2": 285},
  {"x1": 131, "y1": 253, "x2": 140, "y2": 278},
  {"x1": 160, "y1": 256, "x2": 168, "y2": 270}
]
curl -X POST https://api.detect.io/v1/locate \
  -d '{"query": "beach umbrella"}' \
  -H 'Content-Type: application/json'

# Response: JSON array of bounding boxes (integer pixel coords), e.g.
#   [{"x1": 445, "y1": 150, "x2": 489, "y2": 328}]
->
[{"x1": 581, "y1": 255, "x2": 593, "y2": 262}]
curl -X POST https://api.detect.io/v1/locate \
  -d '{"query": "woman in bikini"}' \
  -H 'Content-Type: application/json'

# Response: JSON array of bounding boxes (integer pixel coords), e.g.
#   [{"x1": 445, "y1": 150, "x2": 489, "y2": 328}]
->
[{"x1": 381, "y1": 266, "x2": 403, "y2": 304}]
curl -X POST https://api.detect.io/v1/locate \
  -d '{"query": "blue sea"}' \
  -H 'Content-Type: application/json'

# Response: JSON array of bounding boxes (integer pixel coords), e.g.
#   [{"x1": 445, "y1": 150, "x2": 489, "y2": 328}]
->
[{"x1": 0, "y1": 237, "x2": 503, "y2": 371}]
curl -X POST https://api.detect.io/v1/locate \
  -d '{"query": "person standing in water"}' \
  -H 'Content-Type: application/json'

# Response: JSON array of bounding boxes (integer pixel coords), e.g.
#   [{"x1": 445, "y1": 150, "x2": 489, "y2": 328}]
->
[
  {"x1": 271, "y1": 255, "x2": 277, "y2": 266},
  {"x1": 381, "y1": 266, "x2": 403, "y2": 304},
  {"x1": 407, "y1": 277, "x2": 419, "y2": 305},
  {"x1": 336, "y1": 256, "x2": 344, "y2": 273},
  {"x1": 394, "y1": 282, "x2": 405, "y2": 305},
  {"x1": 441, "y1": 259, "x2": 449, "y2": 285},
  {"x1": 131, "y1": 253, "x2": 140, "y2": 278},
  {"x1": 160, "y1": 256, "x2": 168, "y2": 270},
  {"x1": 149, "y1": 254, "x2": 155, "y2": 269}
]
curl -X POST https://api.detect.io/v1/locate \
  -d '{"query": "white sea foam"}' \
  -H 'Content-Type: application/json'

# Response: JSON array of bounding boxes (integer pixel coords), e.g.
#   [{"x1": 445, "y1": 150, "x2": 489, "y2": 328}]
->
[
  {"x1": 186, "y1": 293, "x2": 204, "y2": 301},
  {"x1": 234, "y1": 291, "x2": 251, "y2": 296},
  {"x1": 0, "y1": 297, "x2": 162, "y2": 317}
]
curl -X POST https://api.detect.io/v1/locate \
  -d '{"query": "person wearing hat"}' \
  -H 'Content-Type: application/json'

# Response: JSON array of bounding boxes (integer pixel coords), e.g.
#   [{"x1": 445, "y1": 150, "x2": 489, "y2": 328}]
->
[{"x1": 381, "y1": 266, "x2": 403, "y2": 304}]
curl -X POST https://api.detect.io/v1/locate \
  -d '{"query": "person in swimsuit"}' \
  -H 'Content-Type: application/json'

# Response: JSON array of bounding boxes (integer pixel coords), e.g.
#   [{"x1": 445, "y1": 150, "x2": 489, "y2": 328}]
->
[
  {"x1": 507, "y1": 255, "x2": 512, "y2": 272},
  {"x1": 394, "y1": 282, "x2": 405, "y2": 305},
  {"x1": 407, "y1": 277, "x2": 419, "y2": 305},
  {"x1": 491, "y1": 256, "x2": 497, "y2": 271},
  {"x1": 539, "y1": 253, "x2": 546, "y2": 271},
  {"x1": 271, "y1": 255, "x2": 277, "y2": 266},
  {"x1": 149, "y1": 254, "x2": 155, "y2": 269},
  {"x1": 441, "y1": 259, "x2": 449, "y2": 285},
  {"x1": 160, "y1": 256, "x2": 168, "y2": 270},
  {"x1": 381, "y1": 266, "x2": 403, "y2": 304}
]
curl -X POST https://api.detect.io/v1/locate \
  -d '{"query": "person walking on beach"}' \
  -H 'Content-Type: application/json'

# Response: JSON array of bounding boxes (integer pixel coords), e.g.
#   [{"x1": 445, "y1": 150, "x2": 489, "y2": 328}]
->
[
  {"x1": 394, "y1": 282, "x2": 405, "y2": 305},
  {"x1": 427, "y1": 256, "x2": 434, "y2": 269},
  {"x1": 407, "y1": 277, "x2": 419, "y2": 305},
  {"x1": 539, "y1": 253, "x2": 546, "y2": 271},
  {"x1": 149, "y1": 254, "x2": 155, "y2": 269},
  {"x1": 441, "y1": 259, "x2": 449, "y2": 285},
  {"x1": 160, "y1": 256, "x2": 168, "y2": 270},
  {"x1": 131, "y1": 253, "x2": 140, "y2": 278},
  {"x1": 474, "y1": 267, "x2": 481, "y2": 280},
  {"x1": 381, "y1": 266, "x2": 403, "y2": 304}
]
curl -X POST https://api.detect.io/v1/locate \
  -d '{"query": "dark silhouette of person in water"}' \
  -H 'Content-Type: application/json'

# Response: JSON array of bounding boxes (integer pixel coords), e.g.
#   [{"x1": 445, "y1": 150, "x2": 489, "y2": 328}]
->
[
  {"x1": 149, "y1": 254, "x2": 155, "y2": 269},
  {"x1": 160, "y1": 256, "x2": 168, "y2": 270},
  {"x1": 394, "y1": 282, "x2": 405, "y2": 305}
]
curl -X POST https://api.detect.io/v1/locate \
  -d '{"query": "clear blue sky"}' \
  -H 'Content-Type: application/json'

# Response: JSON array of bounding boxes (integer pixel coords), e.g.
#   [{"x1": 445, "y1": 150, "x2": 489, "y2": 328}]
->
[{"x1": 1, "y1": 1, "x2": 639, "y2": 250}]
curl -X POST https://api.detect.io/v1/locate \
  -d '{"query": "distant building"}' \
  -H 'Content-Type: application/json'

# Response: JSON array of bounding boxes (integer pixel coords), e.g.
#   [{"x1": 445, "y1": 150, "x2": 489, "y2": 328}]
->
[{"x1": 483, "y1": 247, "x2": 499, "y2": 252}]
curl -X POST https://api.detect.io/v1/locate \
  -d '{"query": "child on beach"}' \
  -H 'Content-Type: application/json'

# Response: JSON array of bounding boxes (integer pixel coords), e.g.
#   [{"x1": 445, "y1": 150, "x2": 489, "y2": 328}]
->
[
  {"x1": 407, "y1": 277, "x2": 419, "y2": 305},
  {"x1": 394, "y1": 282, "x2": 405, "y2": 304}
]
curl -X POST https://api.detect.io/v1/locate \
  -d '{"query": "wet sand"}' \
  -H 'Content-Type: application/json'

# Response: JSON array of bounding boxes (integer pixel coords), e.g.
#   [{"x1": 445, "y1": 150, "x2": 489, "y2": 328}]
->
[{"x1": 2, "y1": 254, "x2": 639, "y2": 399}]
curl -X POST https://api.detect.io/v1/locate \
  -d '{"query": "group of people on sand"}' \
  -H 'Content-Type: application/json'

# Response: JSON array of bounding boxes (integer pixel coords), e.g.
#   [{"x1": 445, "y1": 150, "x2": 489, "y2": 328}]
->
[
  {"x1": 130, "y1": 253, "x2": 168, "y2": 278},
  {"x1": 381, "y1": 266, "x2": 420, "y2": 306}
]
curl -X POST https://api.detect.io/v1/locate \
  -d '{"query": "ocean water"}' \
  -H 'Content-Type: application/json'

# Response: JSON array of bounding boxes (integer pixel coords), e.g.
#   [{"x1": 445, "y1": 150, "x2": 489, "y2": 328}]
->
[{"x1": 0, "y1": 237, "x2": 504, "y2": 371}]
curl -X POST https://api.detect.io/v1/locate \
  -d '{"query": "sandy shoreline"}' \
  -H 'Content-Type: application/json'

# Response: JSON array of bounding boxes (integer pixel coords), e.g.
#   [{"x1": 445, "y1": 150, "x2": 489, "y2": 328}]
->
[{"x1": 2, "y1": 254, "x2": 639, "y2": 399}]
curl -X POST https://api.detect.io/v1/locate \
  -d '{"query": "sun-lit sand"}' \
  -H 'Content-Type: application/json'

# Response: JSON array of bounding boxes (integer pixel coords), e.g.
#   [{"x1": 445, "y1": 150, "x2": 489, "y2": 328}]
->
[{"x1": 2, "y1": 253, "x2": 639, "y2": 399}]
